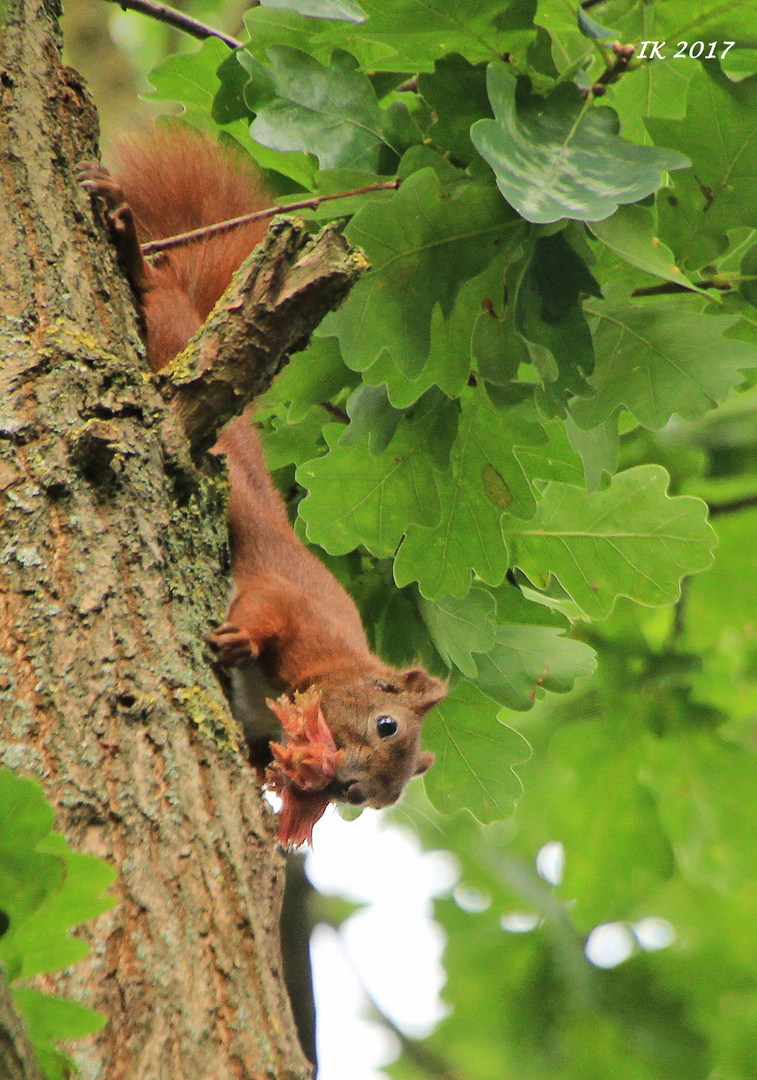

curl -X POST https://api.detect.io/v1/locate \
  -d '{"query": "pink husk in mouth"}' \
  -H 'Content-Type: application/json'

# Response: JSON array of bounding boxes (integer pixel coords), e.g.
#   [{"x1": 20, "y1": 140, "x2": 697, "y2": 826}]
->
[{"x1": 266, "y1": 689, "x2": 345, "y2": 847}]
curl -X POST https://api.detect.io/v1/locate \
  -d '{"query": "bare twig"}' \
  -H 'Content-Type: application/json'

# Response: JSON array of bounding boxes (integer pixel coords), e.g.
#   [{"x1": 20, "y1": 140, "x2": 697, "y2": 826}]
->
[
  {"x1": 141, "y1": 180, "x2": 402, "y2": 256},
  {"x1": 708, "y1": 494, "x2": 757, "y2": 517},
  {"x1": 396, "y1": 75, "x2": 419, "y2": 93},
  {"x1": 319, "y1": 401, "x2": 350, "y2": 424},
  {"x1": 631, "y1": 278, "x2": 733, "y2": 297},
  {"x1": 480, "y1": 844, "x2": 596, "y2": 1010},
  {"x1": 586, "y1": 42, "x2": 637, "y2": 98},
  {"x1": 103, "y1": 0, "x2": 243, "y2": 47}
]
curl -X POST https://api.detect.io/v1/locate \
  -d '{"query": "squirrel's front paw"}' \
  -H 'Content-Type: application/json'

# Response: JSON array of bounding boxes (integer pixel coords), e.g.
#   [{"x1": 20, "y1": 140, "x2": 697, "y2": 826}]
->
[{"x1": 205, "y1": 622, "x2": 259, "y2": 667}]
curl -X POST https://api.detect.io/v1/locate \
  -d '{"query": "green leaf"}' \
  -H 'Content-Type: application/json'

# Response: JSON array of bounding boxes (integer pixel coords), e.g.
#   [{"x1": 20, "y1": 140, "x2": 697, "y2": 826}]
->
[
  {"x1": 655, "y1": 168, "x2": 728, "y2": 273},
  {"x1": 564, "y1": 413, "x2": 618, "y2": 491},
  {"x1": 249, "y1": 46, "x2": 391, "y2": 170},
  {"x1": 360, "y1": 301, "x2": 472, "y2": 407},
  {"x1": 310, "y1": 163, "x2": 387, "y2": 198},
  {"x1": 241, "y1": 6, "x2": 326, "y2": 62},
  {"x1": 472, "y1": 624, "x2": 596, "y2": 710},
  {"x1": 403, "y1": 388, "x2": 460, "y2": 471},
  {"x1": 0, "y1": 773, "x2": 116, "y2": 981},
  {"x1": 10, "y1": 835, "x2": 116, "y2": 978},
  {"x1": 213, "y1": 52, "x2": 253, "y2": 125},
  {"x1": 380, "y1": 98, "x2": 428, "y2": 158},
  {"x1": 647, "y1": 66, "x2": 757, "y2": 244},
  {"x1": 577, "y1": 8, "x2": 615, "y2": 40},
  {"x1": 473, "y1": 308, "x2": 516, "y2": 387},
  {"x1": 722, "y1": 47, "x2": 757, "y2": 83},
  {"x1": 740, "y1": 238, "x2": 757, "y2": 309},
  {"x1": 260, "y1": 0, "x2": 367, "y2": 22},
  {"x1": 489, "y1": 575, "x2": 597, "y2": 702},
  {"x1": 488, "y1": 571, "x2": 572, "y2": 627},
  {"x1": 240, "y1": 7, "x2": 404, "y2": 75},
  {"x1": 471, "y1": 64, "x2": 690, "y2": 225},
  {"x1": 515, "y1": 231, "x2": 602, "y2": 407},
  {"x1": 420, "y1": 588, "x2": 498, "y2": 677},
  {"x1": 361, "y1": 251, "x2": 520, "y2": 406},
  {"x1": 514, "y1": 414, "x2": 586, "y2": 487},
  {"x1": 602, "y1": 0, "x2": 754, "y2": 134},
  {"x1": 359, "y1": 579, "x2": 441, "y2": 671},
  {"x1": 13, "y1": 987, "x2": 106, "y2": 1079},
  {"x1": 394, "y1": 389, "x2": 544, "y2": 599},
  {"x1": 341, "y1": 383, "x2": 403, "y2": 453},
  {"x1": 263, "y1": 336, "x2": 359, "y2": 423},
  {"x1": 241, "y1": 138, "x2": 317, "y2": 188},
  {"x1": 605, "y1": 56, "x2": 696, "y2": 144},
  {"x1": 588, "y1": 204, "x2": 700, "y2": 291},
  {"x1": 587, "y1": 3, "x2": 701, "y2": 141},
  {"x1": 11, "y1": 988, "x2": 106, "y2": 1042},
  {"x1": 423, "y1": 680, "x2": 530, "y2": 822},
  {"x1": 147, "y1": 37, "x2": 231, "y2": 113},
  {"x1": 0, "y1": 772, "x2": 63, "y2": 978},
  {"x1": 456, "y1": 251, "x2": 518, "y2": 390},
  {"x1": 314, "y1": 0, "x2": 538, "y2": 71},
  {"x1": 248, "y1": 407, "x2": 324, "y2": 472},
  {"x1": 321, "y1": 167, "x2": 519, "y2": 376},
  {"x1": 534, "y1": 0, "x2": 596, "y2": 71},
  {"x1": 506, "y1": 465, "x2": 717, "y2": 619},
  {"x1": 491, "y1": 261, "x2": 538, "y2": 389},
  {"x1": 570, "y1": 304, "x2": 757, "y2": 431},
  {"x1": 297, "y1": 421, "x2": 441, "y2": 556},
  {"x1": 418, "y1": 55, "x2": 492, "y2": 162},
  {"x1": 0, "y1": 771, "x2": 115, "y2": 1078}
]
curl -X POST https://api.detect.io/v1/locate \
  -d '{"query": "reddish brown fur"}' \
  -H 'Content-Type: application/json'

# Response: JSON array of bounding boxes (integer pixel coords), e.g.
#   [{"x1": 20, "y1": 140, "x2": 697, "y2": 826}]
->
[
  {"x1": 105, "y1": 128, "x2": 445, "y2": 810},
  {"x1": 110, "y1": 128, "x2": 271, "y2": 368}
]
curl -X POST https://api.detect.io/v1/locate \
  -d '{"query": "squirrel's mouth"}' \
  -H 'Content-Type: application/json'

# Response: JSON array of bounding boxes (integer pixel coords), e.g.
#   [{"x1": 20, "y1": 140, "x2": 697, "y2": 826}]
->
[{"x1": 324, "y1": 776, "x2": 365, "y2": 805}]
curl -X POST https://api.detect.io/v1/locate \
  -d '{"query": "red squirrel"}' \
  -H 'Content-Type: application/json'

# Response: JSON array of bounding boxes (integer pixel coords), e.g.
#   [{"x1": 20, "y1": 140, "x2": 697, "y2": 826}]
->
[{"x1": 80, "y1": 128, "x2": 445, "y2": 814}]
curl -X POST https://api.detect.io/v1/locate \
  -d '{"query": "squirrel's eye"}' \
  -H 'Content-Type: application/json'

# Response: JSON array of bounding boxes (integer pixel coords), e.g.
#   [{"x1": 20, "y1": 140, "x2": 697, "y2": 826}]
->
[{"x1": 376, "y1": 715, "x2": 398, "y2": 739}]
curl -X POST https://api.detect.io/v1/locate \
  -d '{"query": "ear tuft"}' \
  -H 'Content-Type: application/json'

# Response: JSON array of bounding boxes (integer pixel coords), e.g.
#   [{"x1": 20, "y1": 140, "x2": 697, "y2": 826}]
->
[
  {"x1": 414, "y1": 750, "x2": 435, "y2": 776},
  {"x1": 400, "y1": 668, "x2": 447, "y2": 716}
]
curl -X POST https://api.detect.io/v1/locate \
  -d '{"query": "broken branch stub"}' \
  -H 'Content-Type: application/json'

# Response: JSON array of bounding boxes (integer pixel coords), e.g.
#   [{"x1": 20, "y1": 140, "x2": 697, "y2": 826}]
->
[{"x1": 156, "y1": 216, "x2": 369, "y2": 456}]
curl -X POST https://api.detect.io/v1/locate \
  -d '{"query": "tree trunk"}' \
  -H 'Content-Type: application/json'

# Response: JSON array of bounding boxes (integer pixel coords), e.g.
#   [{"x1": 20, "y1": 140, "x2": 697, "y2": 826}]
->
[{"x1": 0, "y1": 2, "x2": 311, "y2": 1077}]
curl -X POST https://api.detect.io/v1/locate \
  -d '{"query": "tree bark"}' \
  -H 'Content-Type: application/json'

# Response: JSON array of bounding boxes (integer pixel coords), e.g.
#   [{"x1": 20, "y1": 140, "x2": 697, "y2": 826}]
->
[{"x1": 0, "y1": 2, "x2": 316, "y2": 1077}]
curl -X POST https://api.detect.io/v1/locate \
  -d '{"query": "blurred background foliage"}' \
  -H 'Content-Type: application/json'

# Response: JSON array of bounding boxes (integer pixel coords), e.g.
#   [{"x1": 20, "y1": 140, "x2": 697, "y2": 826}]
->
[{"x1": 383, "y1": 386, "x2": 757, "y2": 1080}]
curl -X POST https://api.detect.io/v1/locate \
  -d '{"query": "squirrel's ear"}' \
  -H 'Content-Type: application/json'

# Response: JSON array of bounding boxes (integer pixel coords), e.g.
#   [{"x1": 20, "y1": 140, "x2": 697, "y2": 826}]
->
[
  {"x1": 400, "y1": 668, "x2": 447, "y2": 716},
  {"x1": 414, "y1": 750, "x2": 435, "y2": 776}
]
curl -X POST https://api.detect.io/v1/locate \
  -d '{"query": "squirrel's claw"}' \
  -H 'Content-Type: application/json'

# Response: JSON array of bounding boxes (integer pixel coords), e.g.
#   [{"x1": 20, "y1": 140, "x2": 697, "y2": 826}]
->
[
  {"x1": 77, "y1": 162, "x2": 128, "y2": 214},
  {"x1": 206, "y1": 622, "x2": 259, "y2": 667},
  {"x1": 78, "y1": 161, "x2": 152, "y2": 294}
]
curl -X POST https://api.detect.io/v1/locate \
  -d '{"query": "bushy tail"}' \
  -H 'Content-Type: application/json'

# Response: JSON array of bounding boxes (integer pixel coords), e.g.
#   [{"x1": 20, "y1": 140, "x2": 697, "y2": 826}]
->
[{"x1": 111, "y1": 126, "x2": 271, "y2": 325}]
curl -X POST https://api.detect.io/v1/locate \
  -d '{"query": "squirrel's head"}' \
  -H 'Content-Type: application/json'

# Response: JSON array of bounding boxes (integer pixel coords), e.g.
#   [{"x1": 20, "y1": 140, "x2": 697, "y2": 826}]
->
[{"x1": 318, "y1": 666, "x2": 446, "y2": 809}]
